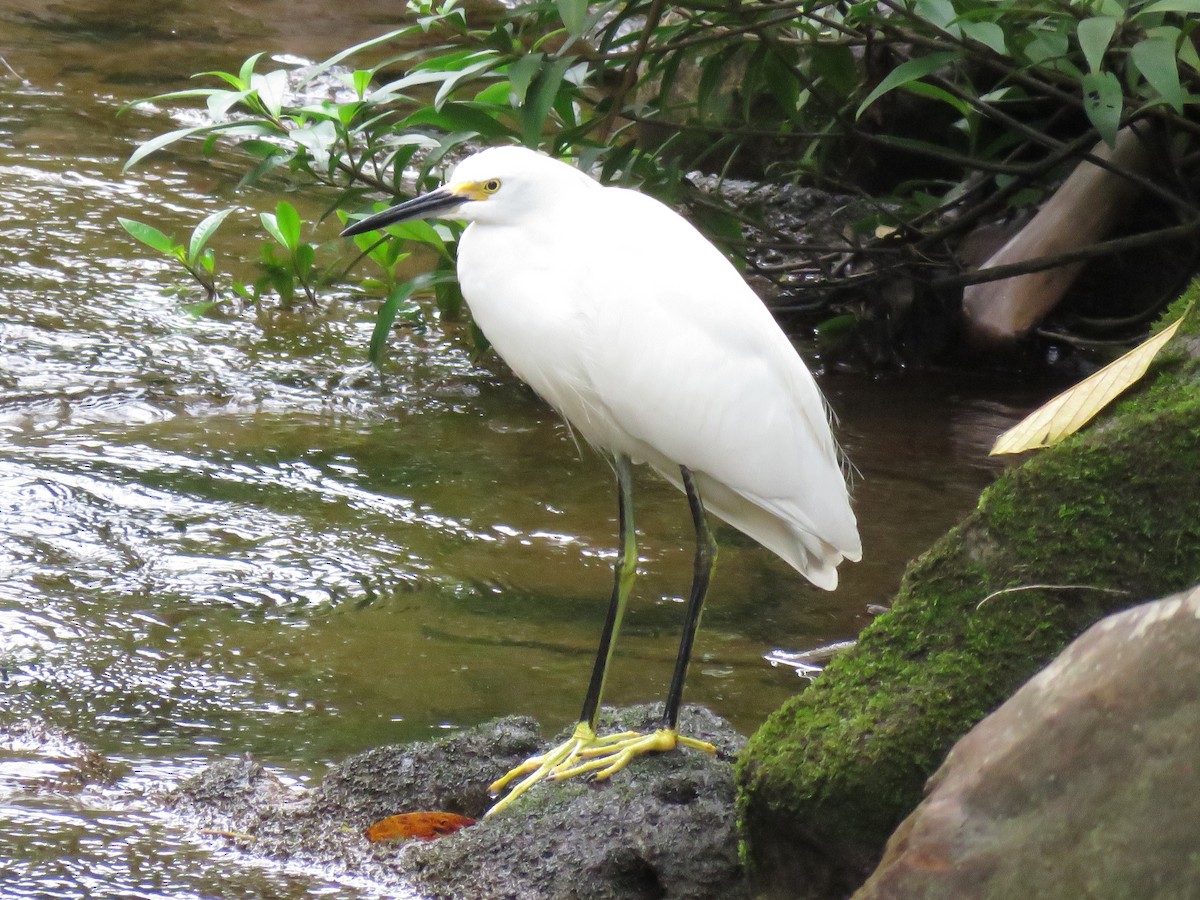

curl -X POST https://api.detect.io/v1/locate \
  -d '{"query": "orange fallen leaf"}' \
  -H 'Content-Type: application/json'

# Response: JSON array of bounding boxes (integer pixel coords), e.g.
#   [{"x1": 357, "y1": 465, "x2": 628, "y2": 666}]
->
[{"x1": 364, "y1": 811, "x2": 476, "y2": 843}]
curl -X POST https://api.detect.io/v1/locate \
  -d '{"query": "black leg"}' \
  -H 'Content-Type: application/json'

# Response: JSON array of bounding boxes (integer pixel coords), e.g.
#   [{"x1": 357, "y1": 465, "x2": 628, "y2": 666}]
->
[
  {"x1": 663, "y1": 465, "x2": 717, "y2": 730},
  {"x1": 486, "y1": 458, "x2": 715, "y2": 816},
  {"x1": 578, "y1": 453, "x2": 637, "y2": 731}
]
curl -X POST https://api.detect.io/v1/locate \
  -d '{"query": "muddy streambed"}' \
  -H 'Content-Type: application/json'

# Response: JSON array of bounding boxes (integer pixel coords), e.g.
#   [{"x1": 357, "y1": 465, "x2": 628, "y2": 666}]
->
[{"x1": 1, "y1": 3, "x2": 1033, "y2": 897}]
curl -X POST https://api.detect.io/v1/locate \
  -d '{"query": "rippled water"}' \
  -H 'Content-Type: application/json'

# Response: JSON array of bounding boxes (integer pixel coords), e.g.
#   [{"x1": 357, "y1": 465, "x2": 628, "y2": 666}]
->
[{"x1": 0, "y1": 4, "x2": 1034, "y2": 896}]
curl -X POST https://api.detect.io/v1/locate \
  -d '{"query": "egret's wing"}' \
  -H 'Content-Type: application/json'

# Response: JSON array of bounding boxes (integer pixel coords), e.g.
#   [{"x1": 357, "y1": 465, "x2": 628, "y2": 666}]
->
[{"x1": 575, "y1": 188, "x2": 860, "y2": 570}]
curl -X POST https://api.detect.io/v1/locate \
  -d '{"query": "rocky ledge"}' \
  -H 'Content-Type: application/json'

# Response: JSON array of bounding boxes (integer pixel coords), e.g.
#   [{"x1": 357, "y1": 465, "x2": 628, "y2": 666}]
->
[{"x1": 167, "y1": 704, "x2": 748, "y2": 899}]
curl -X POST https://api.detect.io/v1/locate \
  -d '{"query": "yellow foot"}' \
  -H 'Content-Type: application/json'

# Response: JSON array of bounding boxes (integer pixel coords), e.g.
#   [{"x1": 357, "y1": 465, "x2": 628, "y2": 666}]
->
[{"x1": 485, "y1": 722, "x2": 716, "y2": 816}]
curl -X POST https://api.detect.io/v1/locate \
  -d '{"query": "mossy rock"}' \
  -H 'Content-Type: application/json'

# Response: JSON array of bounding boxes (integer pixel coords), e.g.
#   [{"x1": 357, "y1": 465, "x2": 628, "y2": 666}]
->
[{"x1": 737, "y1": 290, "x2": 1200, "y2": 898}]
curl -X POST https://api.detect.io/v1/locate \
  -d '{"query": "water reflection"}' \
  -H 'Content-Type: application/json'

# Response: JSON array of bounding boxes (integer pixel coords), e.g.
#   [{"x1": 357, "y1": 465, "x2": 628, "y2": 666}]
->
[{"x1": 0, "y1": 2, "x2": 1039, "y2": 895}]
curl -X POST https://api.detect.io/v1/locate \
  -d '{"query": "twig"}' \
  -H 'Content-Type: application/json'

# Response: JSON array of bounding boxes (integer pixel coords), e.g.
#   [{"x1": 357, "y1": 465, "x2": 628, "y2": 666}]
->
[
  {"x1": 0, "y1": 56, "x2": 29, "y2": 85},
  {"x1": 201, "y1": 829, "x2": 258, "y2": 841},
  {"x1": 976, "y1": 583, "x2": 1130, "y2": 610},
  {"x1": 597, "y1": 0, "x2": 667, "y2": 138},
  {"x1": 931, "y1": 219, "x2": 1200, "y2": 289},
  {"x1": 594, "y1": 4, "x2": 804, "y2": 63}
]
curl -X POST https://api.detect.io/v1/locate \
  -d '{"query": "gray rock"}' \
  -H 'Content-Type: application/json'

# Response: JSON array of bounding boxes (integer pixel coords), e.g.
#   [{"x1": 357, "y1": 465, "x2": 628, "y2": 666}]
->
[
  {"x1": 168, "y1": 705, "x2": 748, "y2": 899},
  {"x1": 855, "y1": 585, "x2": 1200, "y2": 900}
]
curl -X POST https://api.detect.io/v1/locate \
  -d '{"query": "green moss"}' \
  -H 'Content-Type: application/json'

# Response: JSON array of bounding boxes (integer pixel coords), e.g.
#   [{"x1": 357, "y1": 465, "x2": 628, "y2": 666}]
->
[
  {"x1": 980, "y1": 396, "x2": 1200, "y2": 594},
  {"x1": 737, "y1": 311, "x2": 1200, "y2": 892},
  {"x1": 1155, "y1": 276, "x2": 1200, "y2": 336}
]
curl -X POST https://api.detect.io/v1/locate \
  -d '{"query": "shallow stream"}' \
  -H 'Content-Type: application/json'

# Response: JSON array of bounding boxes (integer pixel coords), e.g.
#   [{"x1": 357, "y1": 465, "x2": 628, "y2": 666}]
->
[{"x1": 1, "y1": 4, "x2": 1033, "y2": 896}]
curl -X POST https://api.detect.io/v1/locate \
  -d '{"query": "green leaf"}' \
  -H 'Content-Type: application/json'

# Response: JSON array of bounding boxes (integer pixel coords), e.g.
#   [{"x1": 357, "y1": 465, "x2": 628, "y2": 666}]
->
[
  {"x1": 856, "y1": 51, "x2": 959, "y2": 119},
  {"x1": 294, "y1": 243, "x2": 315, "y2": 279},
  {"x1": 696, "y1": 46, "x2": 740, "y2": 119},
  {"x1": 468, "y1": 318, "x2": 491, "y2": 356},
  {"x1": 291, "y1": 120, "x2": 340, "y2": 168},
  {"x1": 762, "y1": 50, "x2": 801, "y2": 120},
  {"x1": 117, "y1": 87, "x2": 225, "y2": 114},
  {"x1": 206, "y1": 89, "x2": 249, "y2": 120},
  {"x1": 1021, "y1": 28, "x2": 1071, "y2": 69},
  {"x1": 402, "y1": 102, "x2": 511, "y2": 138},
  {"x1": 231, "y1": 280, "x2": 257, "y2": 302},
  {"x1": 312, "y1": 27, "x2": 413, "y2": 77},
  {"x1": 1077, "y1": 16, "x2": 1118, "y2": 72},
  {"x1": 1133, "y1": 0, "x2": 1200, "y2": 16},
  {"x1": 196, "y1": 69, "x2": 251, "y2": 91},
  {"x1": 1130, "y1": 36, "x2": 1184, "y2": 111},
  {"x1": 900, "y1": 80, "x2": 973, "y2": 119},
  {"x1": 556, "y1": 0, "x2": 588, "y2": 35},
  {"x1": 239, "y1": 139, "x2": 287, "y2": 160},
  {"x1": 1177, "y1": 30, "x2": 1200, "y2": 73},
  {"x1": 915, "y1": 0, "x2": 960, "y2": 36},
  {"x1": 238, "y1": 52, "x2": 264, "y2": 90},
  {"x1": 370, "y1": 280, "x2": 420, "y2": 367},
  {"x1": 433, "y1": 53, "x2": 501, "y2": 109},
  {"x1": 507, "y1": 53, "x2": 544, "y2": 106},
  {"x1": 251, "y1": 69, "x2": 288, "y2": 118},
  {"x1": 434, "y1": 275, "x2": 463, "y2": 318},
  {"x1": 809, "y1": 44, "x2": 858, "y2": 96},
  {"x1": 352, "y1": 69, "x2": 372, "y2": 98},
  {"x1": 124, "y1": 124, "x2": 220, "y2": 171},
  {"x1": 260, "y1": 212, "x2": 286, "y2": 251},
  {"x1": 374, "y1": 216, "x2": 446, "y2": 253},
  {"x1": 182, "y1": 299, "x2": 223, "y2": 317},
  {"x1": 473, "y1": 81, "x2": 511, "y2": 105},
  {"x1": 274, "y1": 201, "x2": 302, "y2": 251},
  {"x1": 521, "y1": 56, "x2": 574, "y2": 145},
  {"x1": 1082, "y1": 70, "x2": 1124, "y2": 146},
  {"x1": 118, "y1": 217, "x2": 179, "y2": 255},
  {"x1": 960, "y1": 21, "x2": 1006, "y2": 55},
  {"x1": 187, "y1": 208, "x2": 234, "y2": 267},
  {"x1": 368, "y1": 240, "x2": 410, "y2": 269}
]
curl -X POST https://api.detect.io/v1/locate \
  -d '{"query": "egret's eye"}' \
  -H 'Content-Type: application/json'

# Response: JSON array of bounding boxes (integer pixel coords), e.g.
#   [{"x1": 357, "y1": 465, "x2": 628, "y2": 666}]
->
[{"x1": 482, "y1": 178, "x2": 502, "y2": 194}]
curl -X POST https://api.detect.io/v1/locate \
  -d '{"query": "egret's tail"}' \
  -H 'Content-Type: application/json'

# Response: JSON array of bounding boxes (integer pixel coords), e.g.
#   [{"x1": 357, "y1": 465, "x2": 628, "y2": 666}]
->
[{"x1": 666, "y1": 468, "x2": 860, "y2": 591}]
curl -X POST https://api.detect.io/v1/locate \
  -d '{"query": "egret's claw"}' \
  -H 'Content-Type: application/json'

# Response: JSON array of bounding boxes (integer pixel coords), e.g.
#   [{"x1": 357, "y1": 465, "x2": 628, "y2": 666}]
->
[{"x1": 485, "y1": 723, "x2": 717, "y2": 816}]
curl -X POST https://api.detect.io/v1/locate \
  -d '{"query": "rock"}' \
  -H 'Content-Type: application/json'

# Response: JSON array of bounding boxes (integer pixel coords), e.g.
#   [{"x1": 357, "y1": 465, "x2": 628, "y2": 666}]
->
[
  {"x1": 736, "y1": 289, "x2": 1200, "y2": 898},
  {"x1": 167, "y1": 705, "x2": 748, "y2": 899},
  {"x1": 0, "y1": 720, "x2": 118, "y2": 792},
  {"x1": 855, "y1": 585, "x2": 1200, "y2": 899}
]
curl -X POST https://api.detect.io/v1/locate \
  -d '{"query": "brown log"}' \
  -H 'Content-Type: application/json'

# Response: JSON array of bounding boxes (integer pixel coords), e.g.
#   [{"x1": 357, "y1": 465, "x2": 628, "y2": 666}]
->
[{"x1": 962, "y1": 128, "x2": 1152, "y2": 346}]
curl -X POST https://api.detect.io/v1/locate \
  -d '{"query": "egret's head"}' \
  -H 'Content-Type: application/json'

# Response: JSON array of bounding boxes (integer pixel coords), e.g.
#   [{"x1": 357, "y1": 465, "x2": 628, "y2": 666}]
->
[{"x1": 340, "y1": 146, "x2": 595, "y2": 237}]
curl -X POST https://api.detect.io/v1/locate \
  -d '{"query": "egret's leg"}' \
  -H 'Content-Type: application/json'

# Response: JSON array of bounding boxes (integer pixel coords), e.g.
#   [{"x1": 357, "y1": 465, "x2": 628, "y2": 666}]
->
[
  {"x1": 663, "y1": 465, "x2": 718, "y2": 730},
  {"x1": 579, "y1": 452, "x2": 638, "y2": 731},
  {"x1": 545, "y1": 466, "x2": 717, "y2": 784},
  {"x1": 486, "y1": 454, "x2": 639, "y2": 815}
]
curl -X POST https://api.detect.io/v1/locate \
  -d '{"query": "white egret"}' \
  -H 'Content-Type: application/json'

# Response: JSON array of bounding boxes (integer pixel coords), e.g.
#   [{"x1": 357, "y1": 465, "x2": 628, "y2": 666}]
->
[{"x1": 341, "y1": 146, "x2": 860, "y2": 815}]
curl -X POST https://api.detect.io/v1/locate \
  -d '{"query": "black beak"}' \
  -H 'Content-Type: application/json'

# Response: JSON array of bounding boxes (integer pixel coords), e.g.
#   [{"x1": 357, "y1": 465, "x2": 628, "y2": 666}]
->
[{"x1": 340, "y1": 187, "x2": 464, "y2": 237}]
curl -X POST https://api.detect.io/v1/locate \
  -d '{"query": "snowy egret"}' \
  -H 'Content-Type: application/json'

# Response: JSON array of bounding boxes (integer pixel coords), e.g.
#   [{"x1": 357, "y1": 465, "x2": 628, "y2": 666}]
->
[{"x1": 341, "y1": 146, "x2": 861, "y2": 815}]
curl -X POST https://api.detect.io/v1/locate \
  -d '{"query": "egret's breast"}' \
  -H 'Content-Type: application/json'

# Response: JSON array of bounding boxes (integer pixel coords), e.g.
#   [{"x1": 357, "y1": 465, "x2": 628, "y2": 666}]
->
[{"x1": 456, "y1": 222, "x2": 634, "y2": 454}]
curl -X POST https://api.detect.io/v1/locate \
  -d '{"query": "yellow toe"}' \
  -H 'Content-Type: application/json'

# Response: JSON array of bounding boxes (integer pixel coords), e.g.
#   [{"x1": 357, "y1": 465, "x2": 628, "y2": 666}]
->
[{"x1": 486, "y1": 724, "x2": 717, "y2": 815}]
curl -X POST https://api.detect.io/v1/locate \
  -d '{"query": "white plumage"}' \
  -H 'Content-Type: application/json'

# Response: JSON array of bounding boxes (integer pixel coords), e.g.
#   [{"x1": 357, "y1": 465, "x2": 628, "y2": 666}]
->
[
  {"x1": 341, "y1": 145, "x2": 860, "y2": 814},
  {"x1": 450, "y1": 147, "x2": 860, "y2": 587}
]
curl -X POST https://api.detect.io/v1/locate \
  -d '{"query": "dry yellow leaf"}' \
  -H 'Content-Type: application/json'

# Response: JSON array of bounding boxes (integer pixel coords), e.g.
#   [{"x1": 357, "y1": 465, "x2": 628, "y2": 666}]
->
[{"x1": 990, "y1": 314, "x2": 1186, "y2": 455}]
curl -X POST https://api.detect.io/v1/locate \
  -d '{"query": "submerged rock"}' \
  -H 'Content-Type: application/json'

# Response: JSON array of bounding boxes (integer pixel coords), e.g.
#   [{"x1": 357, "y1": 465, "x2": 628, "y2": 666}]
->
[
  {"x1": 856, "y1": 585, "x2": 1200, "y2": 899},
  {"x1": 168, "y1": 705, "x2": 748, "y2": 899},
  {"x1": 0, "y1": 720, "x2": 118, "y2": 793}
]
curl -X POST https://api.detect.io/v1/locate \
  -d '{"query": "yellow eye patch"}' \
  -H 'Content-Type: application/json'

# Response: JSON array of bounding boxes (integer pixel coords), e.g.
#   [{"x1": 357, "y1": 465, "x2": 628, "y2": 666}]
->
[{"x1": 450, "y1": 179, "x2": 503, "y2": 201}]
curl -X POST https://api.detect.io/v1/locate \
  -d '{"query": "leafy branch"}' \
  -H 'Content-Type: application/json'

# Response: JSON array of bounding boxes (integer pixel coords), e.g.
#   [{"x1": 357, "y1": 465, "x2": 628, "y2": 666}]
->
[{"x1": 117, "y1": 0, "x2": 1200, "y2": 362}]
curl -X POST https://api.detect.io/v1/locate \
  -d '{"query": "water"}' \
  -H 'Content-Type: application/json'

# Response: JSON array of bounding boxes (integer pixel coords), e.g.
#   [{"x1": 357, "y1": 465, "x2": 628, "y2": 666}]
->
[{"x1": 0, "y1": 4, "x2": 1033, "y2": 896}]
